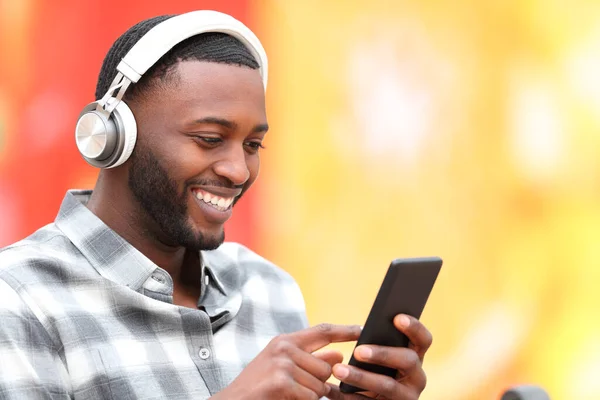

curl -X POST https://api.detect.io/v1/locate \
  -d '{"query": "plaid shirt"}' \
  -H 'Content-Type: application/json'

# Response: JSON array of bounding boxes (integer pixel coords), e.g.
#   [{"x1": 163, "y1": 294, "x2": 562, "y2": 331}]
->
[{"x1": 0, "y1": 190, "x2": 308, "y2": 399}]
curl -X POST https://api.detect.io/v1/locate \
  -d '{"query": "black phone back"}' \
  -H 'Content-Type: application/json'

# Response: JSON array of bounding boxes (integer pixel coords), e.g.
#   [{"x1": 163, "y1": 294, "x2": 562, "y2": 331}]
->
[{"x1": 339, "y1": 257, "x2": 442, "y2": 394}]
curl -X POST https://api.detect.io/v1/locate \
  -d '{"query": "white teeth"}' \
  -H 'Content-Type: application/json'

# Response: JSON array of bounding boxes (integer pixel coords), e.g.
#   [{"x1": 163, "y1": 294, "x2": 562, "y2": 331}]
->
[{"x1": 194, "y1": 190, "x2": 234, "y2": 211}]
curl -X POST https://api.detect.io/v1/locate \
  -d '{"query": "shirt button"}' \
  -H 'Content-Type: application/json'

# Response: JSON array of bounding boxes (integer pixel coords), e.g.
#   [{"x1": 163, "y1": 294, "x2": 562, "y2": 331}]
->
[{"x1": 199, "y1": 347, "x2": 210, "y2": 360}]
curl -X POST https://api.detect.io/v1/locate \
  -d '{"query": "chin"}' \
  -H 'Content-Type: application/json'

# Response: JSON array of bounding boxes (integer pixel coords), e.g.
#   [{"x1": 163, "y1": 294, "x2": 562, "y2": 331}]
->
[{"x1": 196, "y1": 227, "x2": 225, "y2": 250}]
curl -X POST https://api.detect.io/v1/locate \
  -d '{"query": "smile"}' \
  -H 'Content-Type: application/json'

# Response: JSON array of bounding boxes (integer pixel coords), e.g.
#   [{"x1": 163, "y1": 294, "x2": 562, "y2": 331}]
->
[{"x1": 192, "y1": 189, "x2": 235, "y2": 212}]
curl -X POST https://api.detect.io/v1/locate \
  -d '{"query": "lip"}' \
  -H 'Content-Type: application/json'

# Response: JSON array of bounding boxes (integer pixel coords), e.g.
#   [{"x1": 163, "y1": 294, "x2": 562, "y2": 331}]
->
[
  {"x1": 191, "y1": 189, "x2": 235, "y2": 225},
  {"x1": 191, "y1": 185, "x2": 242, "y2": 199}
]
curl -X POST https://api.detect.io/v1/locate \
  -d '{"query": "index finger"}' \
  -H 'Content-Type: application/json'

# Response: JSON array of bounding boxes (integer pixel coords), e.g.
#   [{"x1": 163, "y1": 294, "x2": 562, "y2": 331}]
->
[
  {"x1": 291, "y1": 323, "x2": 362, "y2": 353},
  {"x1": 394, "y1": 314, "x2": 433, "y2": 361}
]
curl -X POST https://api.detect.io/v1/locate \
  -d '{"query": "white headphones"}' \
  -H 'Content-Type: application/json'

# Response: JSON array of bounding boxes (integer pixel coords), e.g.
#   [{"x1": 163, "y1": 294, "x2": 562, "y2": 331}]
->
[{"x1": 75, "y1": 10, "x2": 268, "y2": 169}]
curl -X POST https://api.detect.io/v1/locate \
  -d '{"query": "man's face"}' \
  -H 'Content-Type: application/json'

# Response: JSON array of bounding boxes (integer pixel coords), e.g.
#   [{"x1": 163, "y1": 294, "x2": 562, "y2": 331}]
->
[{"x1": 127, "y1": 61, "x2": 267, "y2": 251}]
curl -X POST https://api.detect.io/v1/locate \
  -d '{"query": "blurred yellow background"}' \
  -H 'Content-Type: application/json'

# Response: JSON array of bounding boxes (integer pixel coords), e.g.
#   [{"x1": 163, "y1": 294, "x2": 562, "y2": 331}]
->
[{"x1": 2, "y1": 1, "x2": 600, "y2": 399}]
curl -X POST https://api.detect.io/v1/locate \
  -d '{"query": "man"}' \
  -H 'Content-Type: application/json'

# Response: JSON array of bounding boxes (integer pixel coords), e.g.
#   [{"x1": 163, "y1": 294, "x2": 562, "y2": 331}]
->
[{"x1": 0, "y1": 11, "x2": 432, "y2": 400}]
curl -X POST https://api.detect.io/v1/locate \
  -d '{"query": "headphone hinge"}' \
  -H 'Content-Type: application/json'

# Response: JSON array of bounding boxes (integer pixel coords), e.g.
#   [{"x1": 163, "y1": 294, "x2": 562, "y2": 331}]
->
[{"x1": 96, "y1": 72, "x2": 132, "y2": 115}]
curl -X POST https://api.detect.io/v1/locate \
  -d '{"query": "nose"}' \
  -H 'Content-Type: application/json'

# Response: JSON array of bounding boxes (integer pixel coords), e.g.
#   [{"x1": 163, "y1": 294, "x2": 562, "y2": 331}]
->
[{"x1": 213, "y1": 145, "x2": 250, "y2": 186}]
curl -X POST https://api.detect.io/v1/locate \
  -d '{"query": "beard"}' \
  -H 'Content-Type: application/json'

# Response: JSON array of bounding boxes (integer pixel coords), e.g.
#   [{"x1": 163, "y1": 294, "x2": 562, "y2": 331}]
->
[{"x1": 127, "y1": 142, "x2": 225, "y2": 251}]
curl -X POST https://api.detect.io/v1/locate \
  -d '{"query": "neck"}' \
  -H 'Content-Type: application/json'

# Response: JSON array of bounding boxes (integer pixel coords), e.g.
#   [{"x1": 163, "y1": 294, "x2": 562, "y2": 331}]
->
[{"x1": 86, "y1": 171, "x2": 201, "y2": 285}]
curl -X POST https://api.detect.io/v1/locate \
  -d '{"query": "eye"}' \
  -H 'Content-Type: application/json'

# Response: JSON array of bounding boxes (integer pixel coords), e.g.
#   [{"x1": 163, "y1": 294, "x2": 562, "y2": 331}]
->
[
  {"x1": 244, "y1": 141, "x2": 265, "y2": 154},
  {"x1": 194, "y1": 136, "x2": 223, "y2": 147}
]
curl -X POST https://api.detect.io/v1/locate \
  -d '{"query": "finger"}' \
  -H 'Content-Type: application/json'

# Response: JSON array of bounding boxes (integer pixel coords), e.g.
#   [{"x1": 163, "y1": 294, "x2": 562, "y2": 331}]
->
[
  {"x1": 291, "y1": 324, "x2": 362, "y2": 353},
  {"x1": 353, "y1": 345, "x2": 420, "y2": 375},
  {"x1": 269, "y1": 337, "x2": 334, "y2": 382},
  {"x1": 290, "y1": 346, "x2": 334, "y2": 382},
  {"x1": 324, "y1": 382, "x2": 369, "y2": 400},
  {"x1": 393, "y1": 315, "x2": 432, "y2": 362},
  {"x1": 313, "y1": 349, "x2": 344, "y2": 367},
  {"x1": 292, "y1": 364, "x2": 331, "y2": 398},
  {"x1": 408, "y1": 364, "x2": 427, "y2": 392},
  {"x1": 290, "y1": 380, "x2": 324, "y2": 400},
  {"x1": 332, "y1": 364, "x2": 415, "y2": 400}
]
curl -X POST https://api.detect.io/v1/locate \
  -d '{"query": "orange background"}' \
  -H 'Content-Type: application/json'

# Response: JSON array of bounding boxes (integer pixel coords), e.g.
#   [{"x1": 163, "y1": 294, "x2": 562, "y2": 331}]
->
[{"x1": 3, "y1": 1, "x2": 600, "y2": 399}]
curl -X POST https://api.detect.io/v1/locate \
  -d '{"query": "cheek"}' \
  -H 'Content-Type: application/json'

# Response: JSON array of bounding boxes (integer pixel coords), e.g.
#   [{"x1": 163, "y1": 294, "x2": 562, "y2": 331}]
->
[
  {"x1": 246, "y1": 154, "x2": 260, "y2": 185},
  {"x1": 168, "y1": 144, "x2": 214, "y2": 181}
]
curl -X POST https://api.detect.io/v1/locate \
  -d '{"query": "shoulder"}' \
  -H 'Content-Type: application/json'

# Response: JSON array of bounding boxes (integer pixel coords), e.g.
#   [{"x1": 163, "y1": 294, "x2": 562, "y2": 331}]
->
[
  {"x1": 0, "y1": 223, "x2": 79, "y2": 285},
  {"x1": 0, "y1": 225, "x2": 74, "y2": 346}
]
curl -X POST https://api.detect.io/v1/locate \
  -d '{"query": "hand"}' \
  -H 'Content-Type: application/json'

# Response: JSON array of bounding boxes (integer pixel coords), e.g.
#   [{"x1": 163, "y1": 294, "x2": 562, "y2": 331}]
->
[
  {"x1": 326, "y1": 314, "x2": 432, "y2": 400},
  {"x1": 212, "y1": 323, "x2": 362, "y2": 400}
]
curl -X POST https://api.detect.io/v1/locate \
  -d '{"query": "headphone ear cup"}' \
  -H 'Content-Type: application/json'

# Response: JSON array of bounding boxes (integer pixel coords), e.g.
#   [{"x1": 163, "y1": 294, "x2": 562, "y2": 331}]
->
[
  {"x1": 75, "y1": 102, "x2": 118, "y2": 168},
  {"x1": 106, "y1": 99, "x2": 137, "y2": 169},
  {"x1": 75, "y1": 99, "x2": 137, "y2": 168}
]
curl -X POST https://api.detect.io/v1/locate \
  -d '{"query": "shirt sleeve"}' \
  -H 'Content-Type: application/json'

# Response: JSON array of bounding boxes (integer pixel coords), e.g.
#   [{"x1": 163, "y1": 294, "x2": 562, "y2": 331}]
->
[{"x1": 0, "y1": 278, "x2": 70, "y2": 399}]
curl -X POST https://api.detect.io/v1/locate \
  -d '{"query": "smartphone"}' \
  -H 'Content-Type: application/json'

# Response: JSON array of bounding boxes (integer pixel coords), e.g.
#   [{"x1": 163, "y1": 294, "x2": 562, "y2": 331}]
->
[{"x1": 339, "y1": 257, "x2": 443, "y2": 394}]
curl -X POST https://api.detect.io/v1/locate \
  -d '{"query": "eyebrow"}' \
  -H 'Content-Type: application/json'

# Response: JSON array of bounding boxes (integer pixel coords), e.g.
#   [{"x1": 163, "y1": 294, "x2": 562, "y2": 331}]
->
[{"x1": 192, "y1": 117, "x2": 269, "y2": 134}]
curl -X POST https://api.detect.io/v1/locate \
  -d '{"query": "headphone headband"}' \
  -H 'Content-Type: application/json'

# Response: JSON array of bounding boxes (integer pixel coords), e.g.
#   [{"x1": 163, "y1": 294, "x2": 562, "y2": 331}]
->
[{"x1": 116, "y1": 10, "x2": 268, "y2": 90}]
